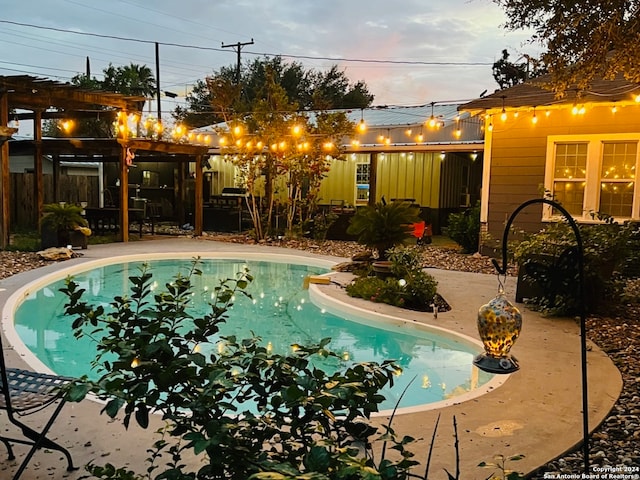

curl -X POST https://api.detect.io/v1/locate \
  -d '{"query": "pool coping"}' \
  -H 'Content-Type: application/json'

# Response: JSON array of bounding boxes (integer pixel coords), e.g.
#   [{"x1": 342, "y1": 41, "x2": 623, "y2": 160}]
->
[{"x1": 0, "y1": 237, "x2": 623, "y2": 478}]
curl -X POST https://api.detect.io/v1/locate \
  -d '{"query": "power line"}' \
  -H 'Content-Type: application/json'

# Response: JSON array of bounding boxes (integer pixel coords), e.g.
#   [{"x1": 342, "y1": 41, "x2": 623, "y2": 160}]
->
[{"x1": 0, "y1": 20, "x2": 494, "y2": 67}]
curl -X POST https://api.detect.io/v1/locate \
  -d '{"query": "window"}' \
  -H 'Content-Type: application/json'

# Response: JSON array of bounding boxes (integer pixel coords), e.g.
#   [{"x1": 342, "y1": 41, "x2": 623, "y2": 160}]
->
[
  {"x1": 545, "y1": 135, "x2": 640, "y2": 220},
  {"x1": 600, "y1": 142, "x2": 636, "y2": 217},
  {"x1": 355, "y1": 163, "x2": 370, "y2": 202},
  {"x1": 552, "y1": 142, "x2": 588, "y2": 216}
]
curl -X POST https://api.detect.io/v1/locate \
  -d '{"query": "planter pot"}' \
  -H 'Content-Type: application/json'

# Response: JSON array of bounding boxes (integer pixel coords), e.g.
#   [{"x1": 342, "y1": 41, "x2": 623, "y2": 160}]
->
[
  {"x1": 68, "y1": 230, "x2": 88, "y2": 249},
  {"x1": 40, "y1": 225, "x2": 88, "y2": 249},
  {"x1": 372, "y1": 261, "x2": 394, "y2": 279}
]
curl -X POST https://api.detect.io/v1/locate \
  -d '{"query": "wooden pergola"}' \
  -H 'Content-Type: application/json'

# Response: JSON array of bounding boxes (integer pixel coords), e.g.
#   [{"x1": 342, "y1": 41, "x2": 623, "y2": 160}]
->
[{"x1": 0, "y1": 75, "x2": 208, "y2": 247}]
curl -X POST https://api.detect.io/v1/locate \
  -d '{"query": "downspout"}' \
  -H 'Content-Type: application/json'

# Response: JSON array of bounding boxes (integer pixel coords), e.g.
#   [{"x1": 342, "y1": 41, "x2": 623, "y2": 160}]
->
[{"x1": 99, "y1": 162, "x2": 104, "y2": 208}]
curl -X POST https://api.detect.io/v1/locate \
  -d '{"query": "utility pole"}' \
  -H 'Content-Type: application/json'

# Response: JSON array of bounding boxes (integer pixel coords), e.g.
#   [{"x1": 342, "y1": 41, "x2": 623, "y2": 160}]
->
[
  {"x1": 155, "y1": 42, "x2": 161, "y2": 123},
  {"x1": 221, "y1": 39, "x2": 254, "y2": 84}
]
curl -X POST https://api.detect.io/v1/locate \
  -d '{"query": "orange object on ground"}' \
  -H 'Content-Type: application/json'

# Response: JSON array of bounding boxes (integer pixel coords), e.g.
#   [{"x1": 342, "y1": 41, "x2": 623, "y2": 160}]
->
[{"x1": 412, "y1": 221, "x2": 426, "y2": 239}]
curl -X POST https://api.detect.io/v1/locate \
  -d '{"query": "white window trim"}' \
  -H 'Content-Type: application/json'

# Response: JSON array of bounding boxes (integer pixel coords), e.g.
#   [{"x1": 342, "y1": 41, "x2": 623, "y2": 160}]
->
[
  {"x1": 355, "y1": 162, "x2": 370, "y2": 204},
  {"x1": 544, "y1": 133, "x2": 640, "y2": 222}
]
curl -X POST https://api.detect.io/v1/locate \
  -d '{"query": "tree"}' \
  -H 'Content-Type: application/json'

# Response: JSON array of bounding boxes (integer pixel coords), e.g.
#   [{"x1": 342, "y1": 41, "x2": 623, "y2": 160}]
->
[
  {"x1": 494, "y1": 0, "x2": 640, "y2": 96},
  {"x1": 214, "y1": 66, "x2": 355, "y2": 240},
  {"x1": 173, "y1": 78, "x2": 224, "y2": 128},
  {"x1": 173, "y1": 55, "x2": 374, "y2": 128},
  {"x1": 180, "y1": 57, "x2": 364, "y2": 240},
  {"x1": 492, "y1": 49, "x2": 529, "y2": 89},
  {"x1": 102, "y1": 62, "x2": 156, "y2": 112}
]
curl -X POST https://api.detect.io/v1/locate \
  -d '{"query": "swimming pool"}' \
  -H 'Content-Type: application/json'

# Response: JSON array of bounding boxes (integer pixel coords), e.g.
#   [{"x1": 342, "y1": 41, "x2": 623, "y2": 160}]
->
[{"x1": 5, "y1": 253, "x2": 499, "y2": 413}]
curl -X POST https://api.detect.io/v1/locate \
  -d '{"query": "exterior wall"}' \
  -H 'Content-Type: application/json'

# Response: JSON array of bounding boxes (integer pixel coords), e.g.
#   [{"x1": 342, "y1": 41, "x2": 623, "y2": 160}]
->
[
  {"x1": 482, "y1": 103, "x2": 640, "y2": 252},
  {"x1": 375, "y1": 152, "x2": 439, "y2": 206},
  {"x1": 206, "y1": 148, "x2": 484, "y2": 235},
  {"x1": 10, "y1": 155, "x2": 99, "y2": 177},
  {"x1": 10, "y1": 154, "x2": 52, "y2": 174},
  {"x1": 317, "y1": 155, "x2": 361, "y2": 206},
  {"x1": 318, "y1": 152, "x2": 442, "y2": 208},
  {"x1": 205, "y1": 156, "x2": 241, "y2": 195}
]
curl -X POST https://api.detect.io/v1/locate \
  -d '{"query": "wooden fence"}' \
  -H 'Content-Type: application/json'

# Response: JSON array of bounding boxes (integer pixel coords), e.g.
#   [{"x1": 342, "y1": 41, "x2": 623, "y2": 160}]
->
[{"x1": 10, "y1": 173, "x2": 100, "y2": 230}]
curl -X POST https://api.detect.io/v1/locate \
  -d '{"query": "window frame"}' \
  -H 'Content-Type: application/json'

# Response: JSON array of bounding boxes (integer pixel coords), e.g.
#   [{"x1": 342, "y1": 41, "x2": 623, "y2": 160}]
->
[
  {"x1": 354, "y1": 162, "x2": 370, "y2": 204},
  {"x1": 544, "y1": 134, "x2": 640, "y2": 222}
]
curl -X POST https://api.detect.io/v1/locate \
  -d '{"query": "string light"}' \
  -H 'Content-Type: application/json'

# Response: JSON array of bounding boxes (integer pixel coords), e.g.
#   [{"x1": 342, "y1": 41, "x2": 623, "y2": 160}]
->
[
  {"x1": 531, "y1": 107, "x2": 538, "y2": 125},
  {"x1": 427, "y1": 101, "x2": 437, "y2": 128},
  {"x1": 500, "y1": 95, "x2": 507, "y2": 122},
  {"x1": 358, "y1": 109, "x2": 367, "y2": 133}
]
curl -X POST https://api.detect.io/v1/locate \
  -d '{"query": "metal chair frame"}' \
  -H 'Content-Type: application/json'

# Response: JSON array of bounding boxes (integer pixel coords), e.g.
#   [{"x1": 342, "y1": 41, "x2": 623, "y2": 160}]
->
[{"x1": 0, "y1": 335, "x2": 77, "y2": 480}]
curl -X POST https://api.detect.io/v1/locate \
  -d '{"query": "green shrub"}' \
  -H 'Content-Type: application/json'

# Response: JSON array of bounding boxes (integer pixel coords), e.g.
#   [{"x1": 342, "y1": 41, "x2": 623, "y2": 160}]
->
[
  {"x1": 346, "y1": 275, "x2": 410, "y2": 307},
  {"x1": 41, "y1": 202, "x2": 88, "y2": 232},
  {"x1": 346, "y1": 246, "x2": 438, "y2": 311},
  {"x1": 446, "y1": 202, "x2": 480, "y2": 253},
  {"x1": 5, "y1": 231, "x2": 41, "y2": 251},
  {"x1": 513, "y1": 221, "x2": 635, "y2": 315}
]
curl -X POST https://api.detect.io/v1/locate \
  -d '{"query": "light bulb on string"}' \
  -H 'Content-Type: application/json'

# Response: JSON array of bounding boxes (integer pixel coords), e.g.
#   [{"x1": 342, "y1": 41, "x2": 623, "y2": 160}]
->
[
  {"x1": 358, "y1": 109, "x2": 367, "y2": 133},
  {"x1": 427, "y1": 101, "x2": 437, "y2": 128}
]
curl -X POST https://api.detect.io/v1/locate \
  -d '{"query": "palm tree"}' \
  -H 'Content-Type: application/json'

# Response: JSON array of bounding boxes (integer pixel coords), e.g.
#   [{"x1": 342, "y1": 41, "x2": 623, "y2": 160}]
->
[
  {"x1": 102, "y1": 63, "x2": 156, "y2": 112},
  {"x1": 346, "y1": 201, "x2": 421, "y2": 259}
]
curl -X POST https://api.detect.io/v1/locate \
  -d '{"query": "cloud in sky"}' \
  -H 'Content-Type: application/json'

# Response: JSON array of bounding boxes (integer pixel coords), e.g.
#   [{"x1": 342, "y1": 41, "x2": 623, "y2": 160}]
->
[{"x1": 0, "y1": 0, "x2": 539, "y2": 114}]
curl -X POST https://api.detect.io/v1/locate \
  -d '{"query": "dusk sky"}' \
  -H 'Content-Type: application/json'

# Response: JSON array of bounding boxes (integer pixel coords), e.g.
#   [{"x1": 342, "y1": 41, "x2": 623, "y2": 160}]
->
[{"x1": 1, "y1": 0, "x2": 539, "y2": 117}]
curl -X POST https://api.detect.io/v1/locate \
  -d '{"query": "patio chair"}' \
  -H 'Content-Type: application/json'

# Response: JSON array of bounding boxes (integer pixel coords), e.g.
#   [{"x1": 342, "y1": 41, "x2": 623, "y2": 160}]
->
[{"x1": 0, "y1": 335, "x2": 77, "y2": 480}]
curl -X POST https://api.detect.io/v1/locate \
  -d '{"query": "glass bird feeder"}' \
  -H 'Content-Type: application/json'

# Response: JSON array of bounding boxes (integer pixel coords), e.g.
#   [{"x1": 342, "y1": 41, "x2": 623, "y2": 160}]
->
[{"x1": 473, "y1": 287, "x2": 522, "y2": 374}]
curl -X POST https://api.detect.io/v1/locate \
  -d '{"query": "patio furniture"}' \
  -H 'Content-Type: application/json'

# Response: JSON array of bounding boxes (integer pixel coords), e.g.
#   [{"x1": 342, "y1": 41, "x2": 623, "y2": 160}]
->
[
  {"x1": 0, "y1": 335, "x2": 77, "y2": 480},
  {"x1": 85, "y1": 207, "x2": 145, "y2": 237}
]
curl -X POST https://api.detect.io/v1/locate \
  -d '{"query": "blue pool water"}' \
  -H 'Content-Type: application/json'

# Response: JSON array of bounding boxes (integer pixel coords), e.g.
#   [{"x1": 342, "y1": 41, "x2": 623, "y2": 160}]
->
[{"x1": 13, "y1": 257, "x2": 493, "y2": 411}]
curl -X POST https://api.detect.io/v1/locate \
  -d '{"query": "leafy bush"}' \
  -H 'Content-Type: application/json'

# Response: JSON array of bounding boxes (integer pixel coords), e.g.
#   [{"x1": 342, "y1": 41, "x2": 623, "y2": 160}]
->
[
  {"x1": 346, "y1": 275, "x2": 410, "y2": 308},
  {"x1": 513, "y1": 221, "x2": 636, "y2": 315},
  {"x1": 5, "y1": 231, "x2": 41, "y2": 252},
  {"x1": 41, "y1": 202, "x2": 88, "y2": 232},
  {"x1": 446, "y1": 202, "x2": 480, "y2": 253},
  {"x1": 346, "y1": 246, "x2": 438, "y2": 311},
  {"x1": 61, "y1": 259, "x2": 432, "y2": 479},
  {"x1": 346, "y1": 201, "x2": 421, "y2": 259}
]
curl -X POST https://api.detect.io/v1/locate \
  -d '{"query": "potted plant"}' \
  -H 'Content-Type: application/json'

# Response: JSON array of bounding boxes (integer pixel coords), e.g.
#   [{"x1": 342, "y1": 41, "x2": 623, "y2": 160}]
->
[
  {"x1": 346, "y1": 200, "x2": 421, "y2": 260},
  {"x1": 41, "y1": 202, "x2": 91, "y2": 249}
]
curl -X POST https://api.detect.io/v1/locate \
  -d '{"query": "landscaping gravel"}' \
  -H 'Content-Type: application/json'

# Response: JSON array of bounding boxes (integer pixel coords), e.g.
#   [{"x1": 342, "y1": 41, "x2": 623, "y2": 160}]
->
[{"x1": 1, "y1": 236, "x2": 637, "y2": 476}]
